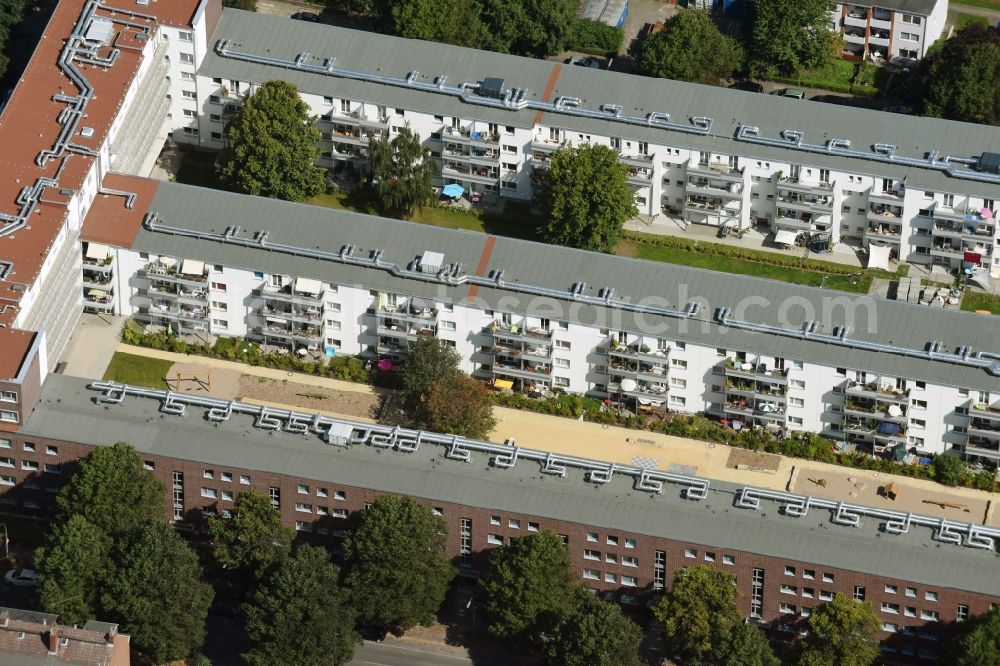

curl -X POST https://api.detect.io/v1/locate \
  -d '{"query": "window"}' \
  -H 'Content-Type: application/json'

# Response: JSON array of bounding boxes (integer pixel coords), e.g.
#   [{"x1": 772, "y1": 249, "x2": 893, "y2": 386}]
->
[
  {"x1": 784, "y1": 566, "x2": 796, "y2": 576},
  {"x1": 822, "y1": 573, "x2": 835, "y2": 583},
  {"x1": 20, "y1": 460, "x2": 37, "y2": 470},
  {"x1": 269, "y1": 486, "x2": 280, "y2": 509},
  {"x1": 904, "y1": 607, "x2": 916, "y2": 617},
  {"x1": 143, "y1": 460, "x2": 155, "y2": 471},
  {"x1": 819, "y1": 590, "x2": 834, "y2": 601},
  {"x1": 584, "y1": 550, "x2": 600, "y2": 560},
  {"x1": 555, "y1": 340, "x2": 571, "y2": 350},
  {"x1": 0, "y1": 412, "x2": 16, "y2": 424},
  {"x1": 900, "y1": 31, "x2": 920, "y2": 42},
  {"x1": 316, "y1": 488, "x2": 328, "y2": 498},
  {"x1": 211, "y1": 282, "x2": 227, "y2": 292},
  {"x1": 0, "y1": 392, "x2": 16, "y2": 403},
  {"x1": 883, "y1": 622, "x2": 898, "y2": 633},
  {"x1": 178, "y1": 30, "x2": 193, "y2": 41},
  {"x1": 624, "y1": 538, "x2": 636, "y2": 549},
  {"x1": 925, "y1": 591, "x2": 938, "y2": 602},
  {"x1": 921, "y1": 610, "x2": 939, "y2": 621},
  {"x1": 684, "y1": 548, "x2": 697, "y2": 558},
  {"x1": 623, "y1": 556, "x2": 638, "y2": 567},
  {"x1": 491, "y1": 516, "x2": 502, "y2": 526},
  {"x1": 22, "y1": 442, "x2": 34, "y2": 453},
  {"x1": 882, "y1": 602, "x2": 900, "y2": 614},
  {"x1": 297, "y1": 484, "x2": 309, "y2": 494},
  {"x1": 332, "y1": 508, "x2": 347, "y2": 519},
  {"x1": 0, "y1": 476, "x2": 13, "y2": 487},
  {"x1": 334, "y1": 490, "x2": 346, "y2": 501},
  {"x1": 885, "y1": 584, "x2": 897, "y2": 594},
  {"x1": 605, "y1": 553, "x2": 617, "y2": 564},
  {"x1": 528, "y1": 522, "x2": 539, "y2": 532},
  {"x1": 583, "y1": 569, "x2": 599, "y2": 580},
  {"x1": 433, "y1": 507, "x2": 444, "y2": 517},
  {"x1": 905, "y1": 587, "x2": 917, "y2": 597},
  {"x1": 704, "y1": 552, "x2": 715, "y2": 562},
  {"x1": 802, "y1": 588, "x2": 814, "y2": 598},
  {"x1": 622, "y1": 575, "x2": 637, "y2": 587},
  {"x1": 779, "y1": 603, "x2": 796, "y2": 614},
  {"x1": 803, "y1": 569, "x2": 815, "y2": 580},
  {"x1": 723, "y1": 554, "x2": 735, "y2": 566},
  {"x1": 182, "y1": 90, "x2": 197, "y2": 100},
  {"x1": 957, "y1": 604, "x2": 969, "y2": 621},
  {"x1": 654, "y1": 550, "x2": 667, "y2": 591},
  {"x1": 203, "y1": 470, "x2": 214, "y2": 479},
  {"x1": 901, "y1": 13, "x2": 921, "y2": 24},
  {"x1": 854, "y1": 586, "x2": 866, "y2": 602},
  {"x1": 604, "y1": 573, "x2": 617, "y2": 584},
  {"x1": 221, "y1": 490, "x2": 234, "y2": 501},
  {"x1": 201, "y1": 488, "x2": 217, "y2": 498},
  {"x1": 0, "y1": 440, "x2": 8, "y2": 449},
  {"x1": 239, "y1": 475, "x2": 250, "y2": 485},
  {"x1": 295, "y1": 502, "x2": 312, "y2": 513},
  {"x1": 781, "y1": 585, "x2": 798, "y2": 595},
  {"x1": 606, "y1": 535, "x2": 619, "y2": 546},
  {"x1": 488, "y1": 534, "x2": 503, "y2": 545},
  {"x1": 179, "y1": 52, "x2": 194, "y2": 63},
  {"x1": 508, "y1": 518, "x2": 520, "y2": 529}
]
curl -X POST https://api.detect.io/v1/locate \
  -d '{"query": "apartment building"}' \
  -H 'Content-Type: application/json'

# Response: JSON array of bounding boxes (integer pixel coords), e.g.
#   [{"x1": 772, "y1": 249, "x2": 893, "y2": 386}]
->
[
  {"x1": 0, "y1": 607, "x2": 130, "y2": 666},
  {"x1": 77, "y1": 173, "x2": 999, "y2": 460},
  {"x1": 831, "y1": 0, "x2": 948, "y2": 61},
  {"x1": 7, "y1": 375, "x2": 1000, "y2": 662},
  {"x1": 184, "y1": 11, "x2": 1000, "y2": 279}
]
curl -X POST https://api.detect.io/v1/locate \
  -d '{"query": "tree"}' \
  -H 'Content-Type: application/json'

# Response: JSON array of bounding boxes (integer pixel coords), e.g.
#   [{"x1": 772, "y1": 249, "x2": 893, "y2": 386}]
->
[
  {"x1": 0, "y1": 0, "x2": 24, "y2": 79},
  {"x1": 918, "y1": 26, "x2": 1000, "y2": 126},
  {"x1": 420, "y1": 371, "x2": 496, "y2": 438},
  {"x1": 932, "y1": 454, "x2": 968, "y2": 486},
  {"x1": 35, "y1": 516, "x2": 109, "y2": 626},
  {"x1": 798, "y1": 592, "x2": 880, "y2": 666},
  {"x1": 209, "y1": 489, "x2": 295, "y2": 577},
  {"x1": 222, "y1": 0, "x2": 257, "y2": 10},
  {"x1": 544, "y1": 594, "x2": 642, "y2": 666},
  {"x1": 368, "y1": 125, "x2": 438, "y2": 216},
  {"x1": 482, "y1": 530, "x2": 580, "y2": 641},
  {"x1": 637, "y1": 11, "x2": 744, "y2": 84},
  {"x1": 344, "y1": 495, "x2": 455, "y2": 629},
  {"x1": 517, "y1": 0, "x2": 577, "y2": 56},
  {"x1": 216, "y1": 80, "x2": 325, "y2": 201},
  {"x1": 389, "y1": 0, "x2": 482, "y2": 47},
  {"x1": 55, "y1": 442, "x2": 165, "y2": 538},
  {"x1": 947, "y1": 605, "x2": 1000, "y2": 665},
  {"x1": 539, "y1": 144, "x2": 637, "y2": 253},
  {"x1": 748, "y1": 0, "x2": 836, "y2": 78},
  {"x1": 243, "y1": 545, "x2": 358, "y2": 666},
  {"x1": 653, "y1": 565, "x2": 741, "y2": 666},
  {"x1": 102, "y1": 520, "x2": 214, "y2": 664},
  {"x1": 716, "y1": 623, "x2": 781, "y2": 666},
  {"x1": 401, "y1": 336, "x2": 461, "y2": 408},
  {"x1": 477, "y1": 0, "x2": 530, "y2": 53}
]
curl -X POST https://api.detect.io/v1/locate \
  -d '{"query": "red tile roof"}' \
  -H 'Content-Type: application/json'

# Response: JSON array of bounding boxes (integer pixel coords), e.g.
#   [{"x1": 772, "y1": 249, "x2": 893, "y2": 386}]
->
[
  {"x1": 80, "y1": 173, "x2": 160, "y2": 248},
  {"x1": 0, "y1": 329, "x2": 35, "y2": 381}
]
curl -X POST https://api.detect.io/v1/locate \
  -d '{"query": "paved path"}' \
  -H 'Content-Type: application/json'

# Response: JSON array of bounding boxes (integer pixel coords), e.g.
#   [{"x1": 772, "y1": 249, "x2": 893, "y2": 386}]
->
[{"x1": 60, "y1": 314, "x2": 125, "y2": 379}]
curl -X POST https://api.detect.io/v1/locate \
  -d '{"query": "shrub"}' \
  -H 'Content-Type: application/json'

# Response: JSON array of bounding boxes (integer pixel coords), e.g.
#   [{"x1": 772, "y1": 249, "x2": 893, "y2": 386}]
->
[{"x1": 567, "y1": 18, "x2": 624, "y2": 55}]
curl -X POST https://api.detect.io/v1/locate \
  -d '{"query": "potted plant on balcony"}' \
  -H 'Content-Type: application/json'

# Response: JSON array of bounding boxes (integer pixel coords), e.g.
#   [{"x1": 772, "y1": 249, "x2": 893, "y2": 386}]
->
[{"x1": 640, "y1": 344, "x2": 651, "y2": 354}]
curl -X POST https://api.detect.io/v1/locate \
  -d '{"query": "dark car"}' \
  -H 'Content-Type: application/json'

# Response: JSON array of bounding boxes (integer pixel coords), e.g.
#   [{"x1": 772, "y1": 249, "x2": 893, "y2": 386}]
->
[
  {"x1": 358, "y1": 624, "x2": 389, "y2": 642},
  {"x1": 811, "y1": 94, "x2": 853, "y2": 106},
  {"x1": 291, "y1": 12, "x2": 320, "y2": 22},
  {"x1": 729, "y1": 80, "x2": 764, "y2": 93}
]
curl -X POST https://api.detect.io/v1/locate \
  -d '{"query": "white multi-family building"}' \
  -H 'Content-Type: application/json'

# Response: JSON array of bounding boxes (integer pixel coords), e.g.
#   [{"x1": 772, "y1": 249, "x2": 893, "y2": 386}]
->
[
  {"x1": 175, "y1": 10, "x2": 999, "y2": 281},
  {"x1": 831, "y1": 0, "x2": 948, "y2": 61},
  {"x1": 2, "y1": 1, "x2": 999, "y2": 465}
]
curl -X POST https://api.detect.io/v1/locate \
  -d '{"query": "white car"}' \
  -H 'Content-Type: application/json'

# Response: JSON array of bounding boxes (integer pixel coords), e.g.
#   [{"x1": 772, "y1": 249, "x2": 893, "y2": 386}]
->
[{"x1": 4, "y1": 569, "x2": 39, "y2": 588}]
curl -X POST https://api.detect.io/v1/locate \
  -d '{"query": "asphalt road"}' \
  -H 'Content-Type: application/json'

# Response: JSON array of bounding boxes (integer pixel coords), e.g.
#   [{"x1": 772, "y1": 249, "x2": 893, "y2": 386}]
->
[{"x1": 348, "y1": 641, "x2": 513, "y2": 666}]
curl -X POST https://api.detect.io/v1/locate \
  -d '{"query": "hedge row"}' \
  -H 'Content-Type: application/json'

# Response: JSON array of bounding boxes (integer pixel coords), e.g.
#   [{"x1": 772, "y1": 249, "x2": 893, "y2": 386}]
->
[{"x1": 567, "y1": 18, "x2": 624, "y2": 56}]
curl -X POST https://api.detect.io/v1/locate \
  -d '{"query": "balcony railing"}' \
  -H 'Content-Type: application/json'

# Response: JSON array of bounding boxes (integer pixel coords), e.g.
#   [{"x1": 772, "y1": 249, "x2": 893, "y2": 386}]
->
[
  {"x1": 257, "y1": 284, "x2": 324, "y2": 305},
  {"x1": 688, "y1": 161, "x2": 743, "y2": 181},
  {"x1": 778, "y1": 176, "x2": 833, "y2": 192},
  {"x1": 489, "y1": 322, "x2": 553, "y2": 343},
  {"x1": 261, "y1": 305, "x2": 322, "y2": 324},
  {"x1": 723, "y1": 360, "x2": 789, "y2": 384},
  {"x1": 141, "y1": 262, "x2": 208, "y2": 284},
  {"x1": 445, "y1": 126, "x2": 499, "y2": 146},
  {"x1": 844, "y1": 381, "x2": 909, "y2": 403},
  {"x1": 969, "y1": 401, "x2": 1000, "y2": 421}
]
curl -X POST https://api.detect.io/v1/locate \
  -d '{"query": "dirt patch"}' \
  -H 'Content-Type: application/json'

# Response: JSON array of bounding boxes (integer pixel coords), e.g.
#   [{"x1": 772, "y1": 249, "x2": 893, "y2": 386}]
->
[
  {"x1": 236, "y1": 375, "x2": 382, "y2": 420},
  {"x1": 726, "y1": 448, "x2": 781, "y2": 474},
  {"x1": 167, "y1": 362, "x2": 241, "y2": 398}
]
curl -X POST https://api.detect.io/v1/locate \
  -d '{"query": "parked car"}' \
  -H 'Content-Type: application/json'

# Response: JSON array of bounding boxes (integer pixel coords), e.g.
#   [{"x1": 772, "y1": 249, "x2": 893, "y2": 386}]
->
[
  {"x1": 569, "y1": 56, "x2": 601, "y2": 69},
  {"x1": 811, "y1": 94, "x2": 853, "y2": 106},
  {"x1": 291, "y1": 12, "x2": 320, "y2": 22},
  {"x1": 770, "y1": 88, "x2": 805, "y2": 99},
  {"x1": 358, "y1": 624, "x2": 389, "y2": 642},
  {"x1": 4, "y1": 569, "x2": 39, "y2": 588},
  {"x1": 729, "y1": 80, "x2": 764, "y2": 93}
]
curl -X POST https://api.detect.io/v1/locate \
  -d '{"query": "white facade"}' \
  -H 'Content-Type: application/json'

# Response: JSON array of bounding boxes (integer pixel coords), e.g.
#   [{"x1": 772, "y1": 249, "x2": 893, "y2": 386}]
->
[{"x1": 832, "y1": 0, "x2": 948, "y2": 61}]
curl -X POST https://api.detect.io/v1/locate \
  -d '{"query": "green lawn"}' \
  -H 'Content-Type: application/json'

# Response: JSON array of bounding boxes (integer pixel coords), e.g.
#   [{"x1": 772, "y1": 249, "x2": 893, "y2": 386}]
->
[
  {"x1": 773, "y1": 59, "x2": 885, "y2": 96},
  {"x1": 952, "y1": 0, "x2": 1000, "y2": 10},
  {"x1": 961, "y1": 291, "x2": 1000, "y2": 315},
  {"x1": 102, "y1": 352, "x2": 174, "y2": 389},
  {"x1": 956, "y1": 13, "x2": 990, "y2": 29}
]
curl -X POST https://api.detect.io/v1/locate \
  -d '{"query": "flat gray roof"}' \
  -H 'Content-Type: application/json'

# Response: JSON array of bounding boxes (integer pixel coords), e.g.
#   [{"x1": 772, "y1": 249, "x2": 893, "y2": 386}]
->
[
  {"x1": 201, "y1": 10, "x2": 1000, "y2": 198},
  {"x1": 132, "y1": 180, "x2": 1000, "y2": 391},
  {"x1": 21, "y1": 375, "x2": 1000, "y2": 597}
]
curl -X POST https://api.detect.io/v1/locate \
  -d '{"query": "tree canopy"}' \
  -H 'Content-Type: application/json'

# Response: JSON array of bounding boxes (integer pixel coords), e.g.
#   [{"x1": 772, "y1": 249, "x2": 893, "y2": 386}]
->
[
  {"x1": 401, "y1": 336, "x2": 462, "y2": 408},
  {"x1": 653, "y1": 565, "x2": 741, "y2": 666},
  {"x1": 209, "y1": 489, "x2": 295, "y2": 577},
  {"x1": 932, "y1": 454, "x2": 969, "y2": 486},
  {"x1": 344, "y1": 495, "x2": 455, "y2": 629},
  {"x1": 482, "y1": 530, "x2": 580, "y2": 641},
  {"x1": 102, "y1": 520, "x2": 215, "y2": 664},
  {"x1": 539, "y1": 144, "x2": 637, "y2": 253},
  {"x1": 637, "y1": 11, "x2": 744, "y2": 84},
  {"x1": 0, "y1": 0, "x2": 25, "y2": 79},
  {"x1": 420, "y1": 370, "x2": 496, "y2": 438},
  {"x1": 947, "y1": 605, "x2": 1000, "y2": 665},
  {"x1": 717, "y1": 623, "x2": 781, "y2": 666},
  {"x1": 917, "y1": 26, "x2": 1000, "y2": 126},
  {"x1": 388, "y1": 0, "x2": 482, "y2": 47},
  {"x1": 243, "y1": 545, "x2": 358, "y2": 666},
  {"x1": 216, "y1": 80, "x2": 326, "y2": 201},
  {"x1": 543, "y1": 594, "x2": 643, "y2": 666},
  {"x1": 748, "y1": 0, "x2": 836, "y2": 78},
  {"x1": 222, "y1": 0, "x2": 257, "y2": 10},
  {"x1": 55, "y1": 442, "x2": 165, "y2": 537},
  {"x1": 797, "y1": 593, "x2": 880, "y2": 666},
  {"x1": 35, "y1": 516, "x2": 108, "y2": 626},
  {"x1": 368, "y1": 125, "x2": 437, "y2": 216}
]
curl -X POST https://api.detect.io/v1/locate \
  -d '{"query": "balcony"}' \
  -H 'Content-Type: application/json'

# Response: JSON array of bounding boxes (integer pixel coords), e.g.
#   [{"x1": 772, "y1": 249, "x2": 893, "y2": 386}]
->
[
  {"x1": 531, "y1": 139, "x2": 566, "y2": 153},
  {"x1": 82, "y1": 257, "x2": 114, "y2": 272},
  {"x1": 844, "y1": 381, "x2": 909, "y2": 403},
  {"x1": 867, "y1": 205, "x2": 903, "y2": 221},
  {"x1": 445, "y1": 125, "x2": 499, "y2": 146},
  {"x1": 607, "y1": 340, "x2": 670, "y2": 364},
  {"x1": 148, "y1": 304, "x2": 207, "y2": 322},
  {"x1": 146, "y1": 283, "x2": 208, "y2": 306},
  {"x1": 493, "y1": 339, "x2": 552, "y2": 363},
  {"x1": 608, "y1": 358, "x2": 668, "y2": 384},
  {"x1": 491, "y1": 362, "x2": 553, "y2": 382},
  {"x1": 933, "y1": 222, "x2": 965, "y2": 239},
  {"x1": 932, "y1": 205, "x2": 972, "y2": 222},
  {"x1": 82, "y1": 273, "x2": 113, "y2": 289},
  {"x1": 378, "y1": 299, "x2": 437, "y2": 324},
  {"x1": 627, "y1": 167, "x2": 653, "y2": 186},
  {"x1": 489, "y1": 321, "x2": 553, "y2": 344},
  {"x1": 868, "y1": 188, "x2": 904, "y2": 204},
  {"x1": 83, "y1": 290, "x2": 115, "y2": 311},
  {"x1": 684, "y1": 197, "x2": 740, "y2": 220},
  {"x1": 688, "y1": 161, "x2": 743, "y2": 182},
  {"x1": 843, "y1": 31, "x2": 866, "y2": 44},
  {"x1": 930, "y1": 243, "x2": 966, "y2": 260},
  {"x1": 776, "y1": 211, "x2": 830, "y2": 231},
  {"x1": 322, "y1": 110, "x2": 389, "y2": 130},
  {"x1": 969, "y1": 401, "x2": 1000, "y2": 421},
  {"x1": 843, "y1": 13, "x2": 868, "y2": 28},
  {"x1": 442, "y1": 164, "x2": 499, "y2": 185},
  {"x1": 776, "y1": 191, "x2": 834, "y2": 211},
  {"x1": 867, "y1": 223, "x2": 902, "y2": 239},
  {"x1": 969, "y1": 419, "x2": 1000, "y2": 441},
  {"x1": 964, "y1": 222, "x2": 996, "y2": 240},
  {"x1": 254, "y1": 324, "x2": 322, "y2": 345},
  {"x1": 687, "y1": 177, "x2": 742, "y2": 199},
  {"x1": 376, "y1": 320, "x2": 438, "y2": 342},
  {"x1": 868, "y1": 32, "x2": 890, "y2": 46},
  {"x1": 260, "y1": 304, "x2": 322, "y2": 325},
  {"x1": 962, "y1": 441, "x2": 1000, "y2": 461},
  {"x1": 257, "y1": 280, "x2": 324, "y2": 306},
  {"x1": 777, "y1": 177, "x2": 833, "y2": 194},
  {"x1": 723, "y1": 359, "x2": 789, "y2": 384},
  {"x1": 619, "y1": 153, "x2": 654, "y2": 168},
  {"x1": 609, "y1": 380, "x2": 668, "y2": 400},
  {"x1": 141, "y1": 260, "x2": 208, "y2": 286}
]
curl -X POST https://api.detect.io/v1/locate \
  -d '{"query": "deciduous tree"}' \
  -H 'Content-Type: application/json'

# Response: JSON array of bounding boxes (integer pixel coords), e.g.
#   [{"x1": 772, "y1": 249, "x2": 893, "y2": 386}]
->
[
  {"x1": 209, "y1": 489, "x2": 295, "y2": 577},
  {"x1": 797, "y1": 592, "x2": 880, "y2": 666},
  {"x1": 917, "y1": 26, "x2": 1000, "y2": 126},
  {"x1": 420, "y1": 371, "x2": 496, "y2": 438},
  {"x1": 102, "y1": 520, "x2": 214, "y2": 664},
  {"x1": 717, "y1": 623, "x2": 781, "y2": 666},
  {"x1": 388, "y1": 0, "x2": 481, "y2": 47},
  {"x1": 344, "y1": 496, "x2": 455, "y2": 629},
  {"x1": 748, "y1": 0, "x2": 836, "y2": 78},
  {"x1": 368, "y1": 125, "x2": 437, "y2": 216},
  {"x1": 243, "y1": 545, "x2": 358, "y2": 666},
  {"x1": 539, "y1": 144, "x2": 636, "y2": 253},
  {"x1": 482, "y1": 530, "x2": 580, "y2": 641},
  {"x1": 401, "y1": 336, "x2": 461, "y2": 408},
  {"x1": 55, "y1": 442, "x2": 165, "y2": 538},
  {"x1": 544, "y1": 594, "x2": 643, "y2": 666},
  {"x1": 35, "y1": 516, "x2": 108, "y2": 626},
  {"x1": 932, "y1": 454, "x2": 969, "y2": 486},
  {"x1": 653, "y1": 565, "x2": 741, "y2": 666},
  {"x1": 946, "y1": 604, "x2": 1000, "y2": 665},
  {"x1": 216, "y1": 80, "x2": 325, "y2": 201},
  {"x1": 637, "y1": 11, "x2": 743, "y2": 84},
  {"x1": 222, "y1": 0, "x2": 257, "y2": 10},
  {"x1": 517, "y1": 0, "x2": 577, "y2": 56}
]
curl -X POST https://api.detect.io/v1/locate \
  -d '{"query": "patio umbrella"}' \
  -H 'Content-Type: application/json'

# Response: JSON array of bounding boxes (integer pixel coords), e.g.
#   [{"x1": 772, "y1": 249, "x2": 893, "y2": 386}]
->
[
  {"x1": 981, "y1": 207, "x2": 994, "y2": 220},
  {"x1": 87, "y1": 289, "x2": 106, "y2": 298},
  {"x1": 887, "y1": 404, "x2": 903, "y2": 418},
  {"x1": 442, "y1": 183, "x2": 464, "y2": 198},
  {"x1": 620, "y1": 378, "x2": 638, "y2": 392}
]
